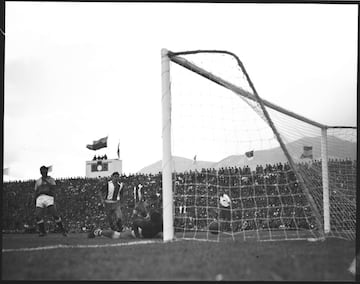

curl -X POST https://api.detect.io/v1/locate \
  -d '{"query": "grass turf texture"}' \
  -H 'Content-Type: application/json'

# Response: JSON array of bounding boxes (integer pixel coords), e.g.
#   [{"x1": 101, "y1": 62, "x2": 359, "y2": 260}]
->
[{"x1": 2, "y1": 233, "x2": 355, "y2": 281}]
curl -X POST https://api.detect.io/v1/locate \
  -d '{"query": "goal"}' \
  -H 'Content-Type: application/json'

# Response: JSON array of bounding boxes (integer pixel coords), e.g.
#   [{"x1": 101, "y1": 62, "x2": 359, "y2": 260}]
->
[{"x1": 161, "y1": 49, "x2": 356, "y2": 242}]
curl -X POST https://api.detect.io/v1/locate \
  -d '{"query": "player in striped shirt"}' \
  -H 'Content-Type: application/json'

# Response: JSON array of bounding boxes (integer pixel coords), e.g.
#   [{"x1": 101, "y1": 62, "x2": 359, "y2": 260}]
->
[{"x1": 98, "y1": 171, "x2": 125, "y2": 232}]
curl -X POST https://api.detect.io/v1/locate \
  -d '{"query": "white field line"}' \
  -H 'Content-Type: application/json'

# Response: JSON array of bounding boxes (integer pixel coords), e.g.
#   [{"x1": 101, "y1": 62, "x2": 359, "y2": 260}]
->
[
  {"x1": 2, "y1": 239, "x2": 162, "y2": 253},
  {"x1": 2, "y1": 236, "x2": 235, "y2": 253},
  {"x1": 3, "y1": 235, "x2": 348, "y2": 253}
]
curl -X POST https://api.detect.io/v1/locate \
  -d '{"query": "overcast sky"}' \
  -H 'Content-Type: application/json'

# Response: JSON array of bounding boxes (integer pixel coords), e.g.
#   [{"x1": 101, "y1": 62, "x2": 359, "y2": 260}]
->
[{"x1": 3, "y1": 2, "x2": 358, "y2": 181}]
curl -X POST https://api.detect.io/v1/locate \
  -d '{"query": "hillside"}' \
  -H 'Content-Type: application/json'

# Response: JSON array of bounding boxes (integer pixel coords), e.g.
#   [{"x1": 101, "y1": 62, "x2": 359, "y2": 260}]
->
[
  {"x1": 138, "y1": 156, "x2": 214, "y2": 174},
  {"x1": 137, "y1": 136, "x2": 356, "y2": 174}
]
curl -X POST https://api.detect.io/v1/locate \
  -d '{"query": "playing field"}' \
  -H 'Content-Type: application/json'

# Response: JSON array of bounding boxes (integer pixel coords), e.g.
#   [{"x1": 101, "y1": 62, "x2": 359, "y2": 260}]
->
[{"x1": 2, "y1": 232, "x2": 356, "y2": 281}]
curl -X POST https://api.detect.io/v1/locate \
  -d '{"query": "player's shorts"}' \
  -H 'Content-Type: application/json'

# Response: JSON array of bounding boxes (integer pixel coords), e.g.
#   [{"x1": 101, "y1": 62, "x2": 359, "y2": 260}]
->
[
  {"x1": 36, "y1": 194, "x2": 54, "y2": 208},
  {"x1": 104, "y1": 200, "x2": 121, "y2": 210}
]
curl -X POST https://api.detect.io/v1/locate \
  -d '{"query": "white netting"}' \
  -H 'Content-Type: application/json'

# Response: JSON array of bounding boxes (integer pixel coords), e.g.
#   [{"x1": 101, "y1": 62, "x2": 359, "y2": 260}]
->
[
  {"x1": 167, "y1": 50, "x2": 357, "y2": 242},
  {"x1": 166, "y1": 50, "x2": 356, "y2": 241},
  {"x1": 268, "y1": 107, "x2": 356, "y2": 240},
  {"x1": 323, "y1": 128, "x2": 356, "y2": 239}
]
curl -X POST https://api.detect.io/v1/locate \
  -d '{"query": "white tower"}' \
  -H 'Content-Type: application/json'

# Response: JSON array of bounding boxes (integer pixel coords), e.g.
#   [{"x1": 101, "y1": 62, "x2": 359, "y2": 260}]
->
[{"x1": 85, "y1": 159, "x2": 122, "y2": 178}]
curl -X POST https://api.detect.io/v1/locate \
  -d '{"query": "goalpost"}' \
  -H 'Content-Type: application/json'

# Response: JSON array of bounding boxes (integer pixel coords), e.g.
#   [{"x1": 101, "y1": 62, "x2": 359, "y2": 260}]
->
[
  {"x1": 161, "y1": 48, "x2": 356, "y2": 242},
  {"x1": 161, "y1": 49, "x2": 174, "y2": 241}
]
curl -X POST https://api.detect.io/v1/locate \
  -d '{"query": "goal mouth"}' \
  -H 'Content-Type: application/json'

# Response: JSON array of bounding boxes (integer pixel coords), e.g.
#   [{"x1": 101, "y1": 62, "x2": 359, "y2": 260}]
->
[{"x1": 162, "y1": 49, "x2": 356, "y2": 242}]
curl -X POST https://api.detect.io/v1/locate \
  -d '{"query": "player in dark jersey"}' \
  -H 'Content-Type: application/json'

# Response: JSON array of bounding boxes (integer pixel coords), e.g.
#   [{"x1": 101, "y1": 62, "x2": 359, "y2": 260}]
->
[
  {"x1": 132, "y1": 197, "x2": 163, "y2": 239},
  {"x1": 218, "y1": 192, "x2": 231, "y2": 232},
  {"x1": 34, "y1": 165, "x2": 67, "y2": 237}
]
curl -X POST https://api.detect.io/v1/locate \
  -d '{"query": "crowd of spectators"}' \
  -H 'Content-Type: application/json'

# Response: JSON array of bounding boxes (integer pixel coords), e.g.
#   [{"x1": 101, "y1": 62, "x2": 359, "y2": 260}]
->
[
  {"x1": 92, "y1": 154, "x2": 108, "y2": 161},
  {"x1": 2, "y1": 159, "x2": 356, "y2": 234}
]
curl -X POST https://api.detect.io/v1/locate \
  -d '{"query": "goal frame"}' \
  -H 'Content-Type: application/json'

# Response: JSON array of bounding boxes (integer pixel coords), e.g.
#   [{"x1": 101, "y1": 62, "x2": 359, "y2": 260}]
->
[{"x1": 161, "y1": 48, "x2": 356, "y2": 242}]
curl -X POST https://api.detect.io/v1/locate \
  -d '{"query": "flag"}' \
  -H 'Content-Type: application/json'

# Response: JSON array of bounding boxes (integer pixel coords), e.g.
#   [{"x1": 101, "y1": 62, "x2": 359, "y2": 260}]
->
[
  {"x1": 300, "y1": 146, "x2": 313, "y2": 159},
  {"x1": 86, "y1": 136, "x2": 108, "y2": 151},
  {"x1": 3, "y1": 167, "x2": 9, "y2": 176},
  {"x1": 117, "y1": 141, "x2": 120, "y2": 159},
  {"x1": 47, "y1": 165, "x2": 53, "y2": 172},
  {"x1": 193, "y1": 155, "x2": 197, "y2": 165},
  {"x1": 245, "y1": 150, "x2": 254, "y2": 160}
]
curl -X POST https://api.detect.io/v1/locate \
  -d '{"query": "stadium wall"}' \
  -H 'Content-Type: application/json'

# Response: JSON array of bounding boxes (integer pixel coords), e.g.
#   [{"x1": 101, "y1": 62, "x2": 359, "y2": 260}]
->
[{"x1": 85, "y1": 159, "x2": 122, "y2": 178}]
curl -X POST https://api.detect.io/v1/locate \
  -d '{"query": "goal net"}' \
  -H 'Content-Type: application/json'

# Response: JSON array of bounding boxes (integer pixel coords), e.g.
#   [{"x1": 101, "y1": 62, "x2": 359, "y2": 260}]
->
[{"x1": 161, "y1": 49, "x2": 356, "y2": 242}]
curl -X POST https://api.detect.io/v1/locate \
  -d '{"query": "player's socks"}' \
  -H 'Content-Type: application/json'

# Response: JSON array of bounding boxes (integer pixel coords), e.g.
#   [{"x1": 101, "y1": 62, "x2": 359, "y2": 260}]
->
[
  {"x1": 37, "y1": 220, "x2": 46, "y2": 236},
  {"x1": 94, "y1": 228, "x2": 102, "y2": 236},
  {"x1": 116, "y1": 220, "x2": 123, "y2": 232},
  {"x1": 55, "y1": 217, "x2": 67, "y2": 236},
  {"x1": 88, "y1": 227, "x2": 100, "y2": 238}
]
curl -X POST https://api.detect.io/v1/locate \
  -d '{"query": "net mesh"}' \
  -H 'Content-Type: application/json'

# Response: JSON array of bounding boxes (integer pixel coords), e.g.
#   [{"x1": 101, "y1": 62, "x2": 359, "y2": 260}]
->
[{"x1": 167, "y1": 50, "x2": 356, "y2": 241}]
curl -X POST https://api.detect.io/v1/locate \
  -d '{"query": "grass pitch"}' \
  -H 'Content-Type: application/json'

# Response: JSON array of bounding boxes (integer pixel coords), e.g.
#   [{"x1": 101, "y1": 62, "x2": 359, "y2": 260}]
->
[{"x1": 2, "y1": 232, "x2": 356, "y2": 281}]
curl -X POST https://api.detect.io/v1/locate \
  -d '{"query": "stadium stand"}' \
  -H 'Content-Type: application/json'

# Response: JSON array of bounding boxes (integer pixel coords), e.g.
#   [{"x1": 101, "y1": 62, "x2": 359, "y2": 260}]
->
[{"x1": 2, "y1": 159, "x2": 356, "y2": 234}]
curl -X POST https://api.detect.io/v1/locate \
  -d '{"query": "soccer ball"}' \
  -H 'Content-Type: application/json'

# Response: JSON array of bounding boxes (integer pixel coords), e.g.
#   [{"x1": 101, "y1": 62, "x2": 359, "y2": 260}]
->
[
  {"x1": 208, "y1": 221, "x2": 220, "y2": 235},
  {"x1": 219, "y1": 193, "x2": 231, "y2": 207}
]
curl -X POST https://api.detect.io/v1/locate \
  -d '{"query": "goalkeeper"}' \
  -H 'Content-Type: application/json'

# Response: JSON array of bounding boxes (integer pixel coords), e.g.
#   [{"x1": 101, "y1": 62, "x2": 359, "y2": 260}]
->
[
  {"x1": 88, "y1": 194, "x2": 163, "y2": 239},
  {"x1": 218, "y1": 192, "x2": 231, "y2": 232},
  {"x1": 132, "y1": 195, "x2": 163, "y2": 239}
]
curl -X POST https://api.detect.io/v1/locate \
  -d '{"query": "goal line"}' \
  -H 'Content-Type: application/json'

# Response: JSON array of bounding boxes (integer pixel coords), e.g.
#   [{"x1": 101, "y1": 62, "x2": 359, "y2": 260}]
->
[{"x1": 2, "y1": 239, "x2": 162, "y2": 253}]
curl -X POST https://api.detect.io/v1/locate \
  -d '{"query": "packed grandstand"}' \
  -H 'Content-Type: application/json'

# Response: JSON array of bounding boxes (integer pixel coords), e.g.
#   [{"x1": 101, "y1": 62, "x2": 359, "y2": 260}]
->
[{"x1": 2, "y1": 159, "x2": 356, "y2": 235}]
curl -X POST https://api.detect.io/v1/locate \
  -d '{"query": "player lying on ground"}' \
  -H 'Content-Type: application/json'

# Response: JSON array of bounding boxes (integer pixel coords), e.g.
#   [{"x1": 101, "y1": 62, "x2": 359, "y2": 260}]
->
[
  {"x1": 88, "y1": 194, "x2": 163, "y2": 239},
  {"x1": 132, "y1": 197, "x2": 163, "y2": 239}
]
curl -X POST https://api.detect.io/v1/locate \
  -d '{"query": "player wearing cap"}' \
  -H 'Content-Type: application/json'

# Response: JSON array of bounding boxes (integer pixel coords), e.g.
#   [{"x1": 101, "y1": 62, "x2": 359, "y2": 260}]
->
[{"x1": 34, "y1": 165, "x2": 67, "y2": 237}]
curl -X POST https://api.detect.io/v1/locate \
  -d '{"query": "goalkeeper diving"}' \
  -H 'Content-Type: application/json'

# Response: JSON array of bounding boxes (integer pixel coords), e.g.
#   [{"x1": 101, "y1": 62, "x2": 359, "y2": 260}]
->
[{"x1": 88, "y1": 192, "x2": 163, "y2": 240}]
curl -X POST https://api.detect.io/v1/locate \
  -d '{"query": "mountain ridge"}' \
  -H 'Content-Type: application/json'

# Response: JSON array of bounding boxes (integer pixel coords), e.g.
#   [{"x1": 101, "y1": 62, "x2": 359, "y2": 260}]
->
[{"x1": 137, "y1": 136, "x2": 356, "y2": 174}]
